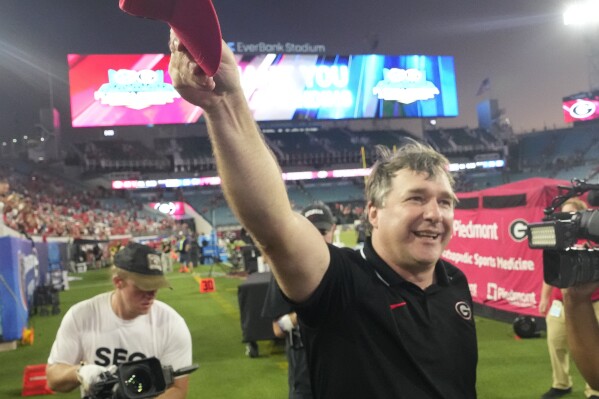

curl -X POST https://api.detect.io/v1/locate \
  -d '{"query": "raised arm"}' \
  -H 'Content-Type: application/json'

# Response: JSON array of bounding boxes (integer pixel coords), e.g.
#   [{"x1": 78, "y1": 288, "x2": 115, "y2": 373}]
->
[
  {"x1": 563, "y1": 282, "x2": 599, "y2": 390},
  {"x1": 168, "y1": 34, "x2": 329, "y2": 302}
]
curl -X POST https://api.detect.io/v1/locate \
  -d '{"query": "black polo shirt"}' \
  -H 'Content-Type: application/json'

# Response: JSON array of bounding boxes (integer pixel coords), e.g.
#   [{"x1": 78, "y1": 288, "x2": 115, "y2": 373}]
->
[{"x1": 295, "y1": 238, "x2": 478, "y2": 399}]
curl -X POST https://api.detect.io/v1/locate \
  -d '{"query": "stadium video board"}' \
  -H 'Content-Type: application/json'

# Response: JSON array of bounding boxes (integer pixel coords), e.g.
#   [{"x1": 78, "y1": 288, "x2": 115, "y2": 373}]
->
[
  {"x1": 68, "y1": 53, "x2": 458, "y2": 128},
  {"x1": 562, "y1": 92, "x2": 599, "y2": 123}
]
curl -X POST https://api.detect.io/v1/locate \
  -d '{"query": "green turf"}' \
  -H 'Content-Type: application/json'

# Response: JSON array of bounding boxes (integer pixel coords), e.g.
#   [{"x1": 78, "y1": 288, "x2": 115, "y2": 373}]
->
[{"x1": 2, "y1": 260, "x2": 591, "y2": 398}]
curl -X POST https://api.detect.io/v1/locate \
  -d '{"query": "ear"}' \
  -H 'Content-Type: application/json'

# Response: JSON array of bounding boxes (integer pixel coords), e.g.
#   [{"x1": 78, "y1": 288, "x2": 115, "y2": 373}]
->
[
  {"x1": 367, "y1": 201, "x2": 379, "y2": 229},
  {"x1": 113, "y1": 275, "x2": 124, "y2": 289}
]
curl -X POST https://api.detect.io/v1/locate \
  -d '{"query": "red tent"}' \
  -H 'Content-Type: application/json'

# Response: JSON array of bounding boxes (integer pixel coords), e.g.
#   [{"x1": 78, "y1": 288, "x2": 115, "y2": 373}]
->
[{"x1": 444, "y1": 177, "x2": 572, "y2": 317}]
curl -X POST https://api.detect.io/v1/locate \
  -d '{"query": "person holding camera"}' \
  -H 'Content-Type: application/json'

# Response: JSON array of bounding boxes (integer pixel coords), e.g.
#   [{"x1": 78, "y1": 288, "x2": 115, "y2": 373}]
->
[
  {"x1": 538, "y1": 197, "x2": 599, "y2": 399},
  {"x1": 46, "y1": 242, "x2": 192, "y2": 399},
  {"x1": 564, "y1": 281, "x2": 599, "y2": 392},
  {"x1": 261, "y1": 202, "x2": 337, "y2": 399},
  {"x1": 169, "y1": 33, "x2": 476, "y2": 398}
]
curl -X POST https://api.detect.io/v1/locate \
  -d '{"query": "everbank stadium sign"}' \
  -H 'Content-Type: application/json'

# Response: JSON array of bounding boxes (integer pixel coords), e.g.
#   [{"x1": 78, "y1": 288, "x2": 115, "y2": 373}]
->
[{"x1": 227, "y1": 41, "x2": 326, "y2": 54}]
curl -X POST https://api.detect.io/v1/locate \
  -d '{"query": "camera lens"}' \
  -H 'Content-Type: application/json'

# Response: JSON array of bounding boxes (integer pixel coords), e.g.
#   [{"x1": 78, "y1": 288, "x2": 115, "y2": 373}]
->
[{"x1": 122, "y1": 367, "x2": 153, "y2": 394}]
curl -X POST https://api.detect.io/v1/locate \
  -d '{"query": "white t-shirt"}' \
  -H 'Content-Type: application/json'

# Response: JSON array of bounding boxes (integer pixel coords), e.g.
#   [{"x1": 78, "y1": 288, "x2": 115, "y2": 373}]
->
[{"x1": 48, "y1": 291, "x2": 192, "y2": 372}]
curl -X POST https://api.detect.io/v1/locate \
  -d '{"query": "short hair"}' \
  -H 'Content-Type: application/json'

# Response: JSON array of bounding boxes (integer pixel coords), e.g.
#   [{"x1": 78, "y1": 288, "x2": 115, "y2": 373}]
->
[
  {"x1": 562, "y1": 197, "x2": 588, "y2": 212},
  {"x1": 111, "y1": 265, "x2": 127, "y2": 279},
  {"x1": 365, "y1": 140, "x2": 455, "y2": 208}
]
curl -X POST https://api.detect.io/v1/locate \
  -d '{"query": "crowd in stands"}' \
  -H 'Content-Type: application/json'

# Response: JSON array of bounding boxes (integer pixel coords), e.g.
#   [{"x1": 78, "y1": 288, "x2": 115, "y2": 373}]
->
[
  {"x1": 0, "y1": 167, "x2": 177, "y2": 239},
  {"x1": 330, "y1": 200, "x2": 365, "y2": 225},
  {"x1": 2, "y1": 123, "x2": 599, "y2": 243}
]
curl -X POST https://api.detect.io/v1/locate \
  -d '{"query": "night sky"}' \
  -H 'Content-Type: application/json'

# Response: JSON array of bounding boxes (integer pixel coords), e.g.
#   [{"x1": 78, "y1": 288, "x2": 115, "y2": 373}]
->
[{"x1": 0, "y1": 0, "x2": 593, "y2": 140}]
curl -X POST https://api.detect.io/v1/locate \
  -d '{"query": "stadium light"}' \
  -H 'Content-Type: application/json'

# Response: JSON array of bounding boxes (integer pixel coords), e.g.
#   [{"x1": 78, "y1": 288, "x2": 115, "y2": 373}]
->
[
  {"x1": 563, "y1": 0, "x2": 599, "y2": 91},
  {"x1": 563, "y1": 1, "x2": 599, "y2": 26}
]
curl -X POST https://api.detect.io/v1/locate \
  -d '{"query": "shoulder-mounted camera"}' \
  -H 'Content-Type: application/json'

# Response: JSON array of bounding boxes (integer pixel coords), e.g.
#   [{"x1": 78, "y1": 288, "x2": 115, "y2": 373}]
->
[
  {"x1": 527, "y1": 179, "x2": 599, "y2": 288},
  {"x1": 84, "y1": 357, "x2": 198, "y2": 399}
]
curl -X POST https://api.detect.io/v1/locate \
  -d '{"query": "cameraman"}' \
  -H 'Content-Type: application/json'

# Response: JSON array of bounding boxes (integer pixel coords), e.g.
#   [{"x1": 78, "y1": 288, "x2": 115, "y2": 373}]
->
[
  {"x1": 538, "y1": 197, "x2": 599, "y2": 399},
  {"x1": 46, "y1": 242, "x2": 192, "y2": 399},
  {"x1": 564, "y1": 281, "x2": 599, "y2": 391}
]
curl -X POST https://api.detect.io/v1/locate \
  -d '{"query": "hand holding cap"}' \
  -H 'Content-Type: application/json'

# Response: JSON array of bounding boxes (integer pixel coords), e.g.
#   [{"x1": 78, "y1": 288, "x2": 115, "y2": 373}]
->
[{"x1": 119, "y1": 0, "x2": 222, "y2": 76}]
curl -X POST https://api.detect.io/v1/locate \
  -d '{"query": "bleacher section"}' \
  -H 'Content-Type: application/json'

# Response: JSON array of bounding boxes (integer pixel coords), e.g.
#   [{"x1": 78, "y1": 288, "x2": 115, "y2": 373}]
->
[
  {"x1": 516, "y1": 124, "x2": 599, "y2": 180},
  {"x1": 153, "y1": 136, "x2": 215, "y2": 172},
  {"x1": 75, "y1": 140, "x2": 170, "y2": 172},
  {"x1": 53, "y1": 122, "x2": 599, "y2": 230},
  {"x1": 67, "y1": 127, "x2": 423, "y2": 175},
  {"x1": 425, "y1": 127, "x2": 503, "y2": 155},
  {"x1": 300, "y1": 180, "x2": 364, "y2": 205}
]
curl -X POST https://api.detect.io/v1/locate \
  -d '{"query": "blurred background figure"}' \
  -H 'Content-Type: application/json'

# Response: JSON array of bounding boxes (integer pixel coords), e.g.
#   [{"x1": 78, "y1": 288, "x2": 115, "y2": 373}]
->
[
  {"x1": 262, "y1": 202, "x2": 336, "y2": 399},
  {"x1": 161, "y1": 237, "x2": 174, "y2": 272}
]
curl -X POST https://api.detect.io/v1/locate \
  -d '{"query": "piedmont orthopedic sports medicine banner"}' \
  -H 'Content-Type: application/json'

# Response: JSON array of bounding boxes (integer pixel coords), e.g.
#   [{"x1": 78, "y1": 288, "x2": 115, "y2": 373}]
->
[
  {"x1": 68, "y1": 53, "x2": 458, "y2": 128},
  {"x1": 443, "y1": 178, "x2": 569, "y2": 317}
]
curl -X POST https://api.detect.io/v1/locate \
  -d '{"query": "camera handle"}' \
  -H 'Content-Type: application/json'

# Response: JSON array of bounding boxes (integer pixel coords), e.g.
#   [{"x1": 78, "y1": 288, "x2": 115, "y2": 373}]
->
[
  {"x1": 545, "y1": 179, "x2": 599, "y2": 216},
  {"x1": 162, "y1": 364, "x2": 200, "y2": 388},
  {"x1": 173, "y1": 364, "x2": 199, "y2": 377}
]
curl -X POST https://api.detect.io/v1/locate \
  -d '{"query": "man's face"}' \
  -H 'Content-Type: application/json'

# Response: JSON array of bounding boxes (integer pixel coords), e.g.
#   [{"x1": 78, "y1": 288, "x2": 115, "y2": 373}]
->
[
  {"x1": 368, "y1": 169, "x2": 455, "y2": 272},
  {"x1": 118, "y1": 278, "x2": 157, "y2": 319},
  {"x1": 562, "y1": 203, "x2": 580, "y2": 213}
]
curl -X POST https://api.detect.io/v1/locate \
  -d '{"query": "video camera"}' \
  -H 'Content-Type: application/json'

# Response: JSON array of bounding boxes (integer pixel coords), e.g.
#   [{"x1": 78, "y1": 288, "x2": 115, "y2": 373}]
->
[
  {"x1": 527, "y1": 179, "x2": 599, "y2": 288},
  {"x1": 84, "y1": 357, "x2": 198, "y2": 399}
]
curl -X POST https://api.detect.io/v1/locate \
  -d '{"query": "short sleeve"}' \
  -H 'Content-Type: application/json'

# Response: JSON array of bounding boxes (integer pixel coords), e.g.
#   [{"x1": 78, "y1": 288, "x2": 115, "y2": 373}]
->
[
  {"x1": 47, "y1": 307, "x2": 83, "y2": 365},
  {"x1": 159, "y1": 311, "x2": 193, "y2": 373}
]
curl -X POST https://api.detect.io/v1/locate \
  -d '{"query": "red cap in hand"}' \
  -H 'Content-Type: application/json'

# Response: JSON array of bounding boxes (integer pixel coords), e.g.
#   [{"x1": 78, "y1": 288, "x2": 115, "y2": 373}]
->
[{"x1": 119, "y1": 0, "x2": 222, "y2": 76}]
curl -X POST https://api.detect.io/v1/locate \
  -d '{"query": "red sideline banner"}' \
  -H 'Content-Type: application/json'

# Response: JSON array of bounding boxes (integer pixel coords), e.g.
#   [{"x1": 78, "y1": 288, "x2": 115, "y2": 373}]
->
[{"x1": 443, "y1": 178, "x2": 570, "y2": 317}]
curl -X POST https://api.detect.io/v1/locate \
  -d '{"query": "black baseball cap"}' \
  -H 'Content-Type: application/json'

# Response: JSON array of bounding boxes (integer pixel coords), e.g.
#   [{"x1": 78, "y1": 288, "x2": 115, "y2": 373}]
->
[
  {"x1": 302, "y1": 203, "x2": 336, "y2": 231},
  {"x1": 114, "y1": 242, "x2": 171, "y2": 291}
]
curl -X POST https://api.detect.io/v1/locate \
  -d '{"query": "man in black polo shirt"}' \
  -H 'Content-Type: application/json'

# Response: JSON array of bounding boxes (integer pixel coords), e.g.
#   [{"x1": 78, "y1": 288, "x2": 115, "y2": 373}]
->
[{"x1": 169, "y1": 34, "x2": 477, "y2": 398}]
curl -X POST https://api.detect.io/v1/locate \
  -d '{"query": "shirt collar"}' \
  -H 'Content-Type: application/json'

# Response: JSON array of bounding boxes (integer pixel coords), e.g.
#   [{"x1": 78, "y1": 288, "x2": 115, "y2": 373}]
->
[{"x1": 361, "y1": 237, "x2": 450, "y2": 287}]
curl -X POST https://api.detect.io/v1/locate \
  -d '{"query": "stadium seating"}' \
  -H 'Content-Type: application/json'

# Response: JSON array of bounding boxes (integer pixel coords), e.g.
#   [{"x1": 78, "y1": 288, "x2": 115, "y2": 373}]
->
[{"x1": 2, "y1": 122, "x2": 599, "y2": 235}]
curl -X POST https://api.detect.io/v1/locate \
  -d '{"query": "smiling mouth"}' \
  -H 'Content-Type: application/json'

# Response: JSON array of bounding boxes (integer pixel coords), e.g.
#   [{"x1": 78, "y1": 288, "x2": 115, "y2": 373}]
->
[{"x1": 414, "y1": 231, "x2": 441, "y2": 239}]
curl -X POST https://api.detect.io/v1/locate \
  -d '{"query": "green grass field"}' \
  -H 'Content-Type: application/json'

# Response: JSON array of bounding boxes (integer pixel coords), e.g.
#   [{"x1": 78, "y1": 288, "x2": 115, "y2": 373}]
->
[{"x1": 1, "y1": 233, "x2": 591, "y2": 398}]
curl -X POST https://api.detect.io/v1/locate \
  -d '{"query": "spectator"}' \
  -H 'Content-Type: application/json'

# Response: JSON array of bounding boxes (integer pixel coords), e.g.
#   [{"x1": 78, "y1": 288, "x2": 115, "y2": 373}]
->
[
  {"x1": 188, "y1": 232, "x2": 201, "y2": 269},
  {"x1": 161, "y1": 238, "x2": 174, "y2": 272}
]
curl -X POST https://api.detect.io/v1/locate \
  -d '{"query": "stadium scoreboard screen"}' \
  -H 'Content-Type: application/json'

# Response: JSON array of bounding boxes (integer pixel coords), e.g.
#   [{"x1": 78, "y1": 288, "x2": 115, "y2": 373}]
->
[
  {"x1": 68, "y1": 53, "x2": 458, "y2": 128},
  {"x1": 562, "y1": 91, "x2": 599, "y2": 124}
]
